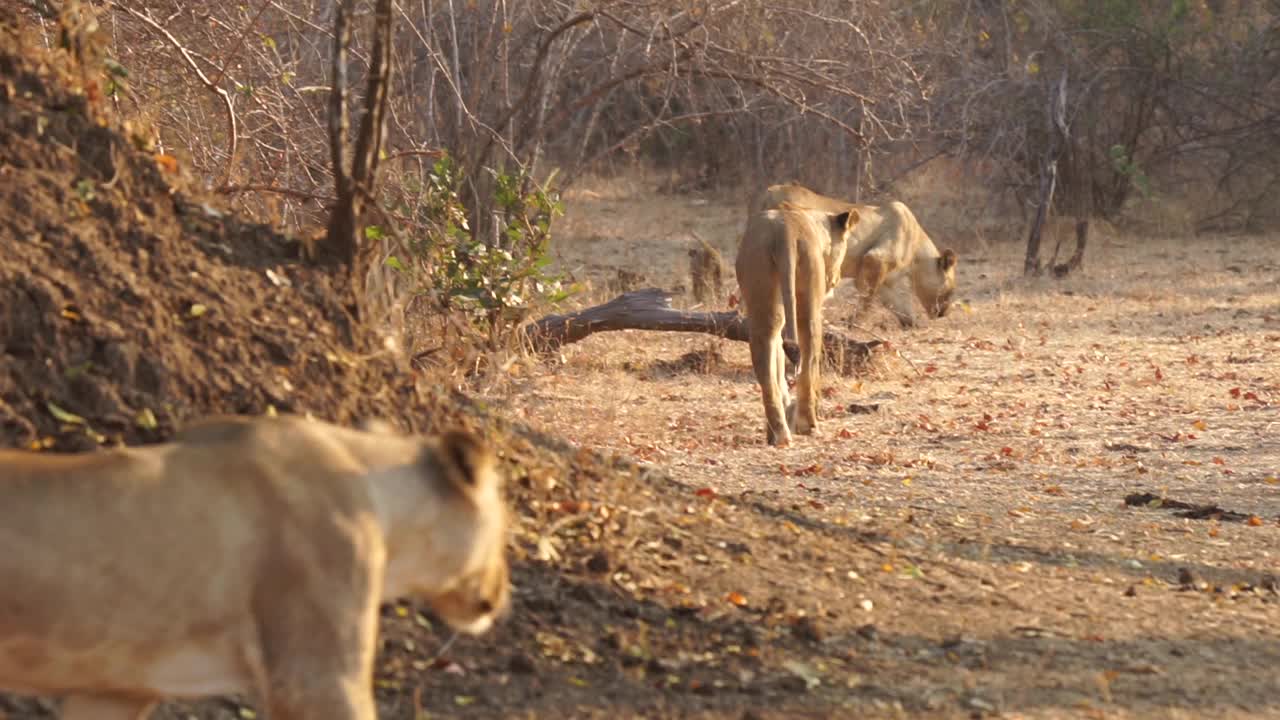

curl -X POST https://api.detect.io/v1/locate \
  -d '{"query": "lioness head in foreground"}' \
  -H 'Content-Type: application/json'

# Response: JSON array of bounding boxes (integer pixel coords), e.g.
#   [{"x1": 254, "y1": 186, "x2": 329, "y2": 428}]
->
[
  {"x1": 0, "y1": 414, "x2": 510, "y2": 718},
  {"x1": 413, "y1": 427, "x2": 511, "y2": 633}
]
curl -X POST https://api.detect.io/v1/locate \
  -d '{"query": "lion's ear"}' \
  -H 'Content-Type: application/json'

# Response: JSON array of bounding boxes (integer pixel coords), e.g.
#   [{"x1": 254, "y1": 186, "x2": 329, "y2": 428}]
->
[
  {"x1": 832, "y1": 209, "x2": 859, "y2": 233},
  {"x1": 431, "y1": 430, "x2": 500, "y2": 494},
  {"x1": 938, "y1": 248, "x2": 957, "y2": 271}
]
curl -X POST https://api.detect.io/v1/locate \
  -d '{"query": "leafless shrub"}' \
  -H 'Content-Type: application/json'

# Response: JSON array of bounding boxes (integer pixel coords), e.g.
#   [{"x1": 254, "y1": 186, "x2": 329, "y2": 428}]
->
[
  {"x1": 9, "y1": 0, "x2": 1275, "y2": 298},
  {"x1": 926, "y1": 0, "x2": 1280, "y2": 235}
]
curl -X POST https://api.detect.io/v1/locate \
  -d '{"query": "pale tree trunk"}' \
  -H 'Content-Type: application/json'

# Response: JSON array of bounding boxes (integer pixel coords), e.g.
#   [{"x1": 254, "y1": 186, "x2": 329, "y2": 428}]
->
[{"x1": 1025, "y1": 70, "x2": 1068, "y2": 277}]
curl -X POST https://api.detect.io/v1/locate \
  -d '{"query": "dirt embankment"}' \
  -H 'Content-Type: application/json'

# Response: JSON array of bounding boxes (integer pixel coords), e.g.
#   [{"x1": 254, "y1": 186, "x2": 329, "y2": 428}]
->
[{"x1": 0, "y1": 21, "x2": 423, "y2": 451}]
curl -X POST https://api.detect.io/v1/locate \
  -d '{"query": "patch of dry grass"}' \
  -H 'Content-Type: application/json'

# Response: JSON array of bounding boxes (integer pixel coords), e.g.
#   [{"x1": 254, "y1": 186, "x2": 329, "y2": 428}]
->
[{"x1": 501, "y1": 179, "x2": 1280, "y2": 565}]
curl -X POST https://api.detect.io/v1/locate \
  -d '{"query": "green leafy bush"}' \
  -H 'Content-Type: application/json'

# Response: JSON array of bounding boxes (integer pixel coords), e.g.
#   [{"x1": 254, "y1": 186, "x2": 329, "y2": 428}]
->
[
  {"x1": 384, "y1": 153, "x2": 574, "y2": 344},
  {"x1": 1108, "y1": 144, "x2": 1151, "y2": 199}
]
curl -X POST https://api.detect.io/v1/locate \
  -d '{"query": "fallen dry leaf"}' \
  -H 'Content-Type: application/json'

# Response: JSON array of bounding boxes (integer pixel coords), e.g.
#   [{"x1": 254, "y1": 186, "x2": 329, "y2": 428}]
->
[{"x1": 154, "y1": 153, "x2": 180, "y2": 173}]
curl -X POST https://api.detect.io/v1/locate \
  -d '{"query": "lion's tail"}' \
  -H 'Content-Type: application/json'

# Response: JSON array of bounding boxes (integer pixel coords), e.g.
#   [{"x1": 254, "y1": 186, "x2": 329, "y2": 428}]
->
[{"x1": 775, "y1": 238, "x2": 801, "y2": 366}]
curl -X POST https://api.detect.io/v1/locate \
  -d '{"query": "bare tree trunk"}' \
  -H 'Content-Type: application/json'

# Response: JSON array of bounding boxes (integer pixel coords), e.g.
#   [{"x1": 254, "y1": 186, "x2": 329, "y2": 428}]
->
[
  {"x1": 1025, "y1": 71, "x2": 1069, "y2": 277},
  {"x1": 325, "y1": 0, "x2": 356, "y2": 268},
  {"x1": 324, "y1": 0, "x2": 394, "y2": 316},
  {"x1": 522, "y1": 289, "x2": 883, "y2": 374},
  {"x1": 1067, "y1": 218, "x2": 1087, "y2": 271},
  {"x1": 1062, "y1": 106, "x2": 1094, "y2": 276},
  {"x1": 1024, "y1": 159, "x2": 1056, "y2": 276},
  {"x1": 1050, "y1": 80, "x2": 1091, "y2": 277}
]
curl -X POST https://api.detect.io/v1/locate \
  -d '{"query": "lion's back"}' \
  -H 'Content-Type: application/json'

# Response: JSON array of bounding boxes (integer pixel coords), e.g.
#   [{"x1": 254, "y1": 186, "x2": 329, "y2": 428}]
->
[{"x1": 859, "y1": 201, "x2": 936, "y2": 268}]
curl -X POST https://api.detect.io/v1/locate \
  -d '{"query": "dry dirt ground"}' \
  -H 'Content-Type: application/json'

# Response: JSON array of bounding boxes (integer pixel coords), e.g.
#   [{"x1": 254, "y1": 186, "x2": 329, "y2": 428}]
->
[{"x1": 3, "y1": 18, "x2": 1280, "y2": 720}]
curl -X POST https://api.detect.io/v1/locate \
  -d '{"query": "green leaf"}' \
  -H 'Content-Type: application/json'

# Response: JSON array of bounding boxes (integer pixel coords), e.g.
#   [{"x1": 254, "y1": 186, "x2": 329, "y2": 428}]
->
[
  {"x1": 103, "y1": 58, "x2": 129, "y2": 78},
  {"x1": 135, "y1": 408, "x2": 158, "y2": 430},
  {"x1": 364, "y1": 225, "x2": 385, "y2": 241},
  {"x1": 385, "y1": 255, "x2": 407, "y2": 272},
  {"x1": 46, "y1": 402, "x2": 86, "y2": 425},
  {"x1": 64, "y1": 361, "x2": 92, "y2": 380}
]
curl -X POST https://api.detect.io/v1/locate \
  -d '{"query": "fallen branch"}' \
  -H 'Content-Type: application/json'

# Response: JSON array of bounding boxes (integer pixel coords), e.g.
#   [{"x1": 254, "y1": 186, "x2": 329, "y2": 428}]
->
[
  {"x1": 523, "y1": 288, "x2": 883, "y2": 375},
  {"x1": 847, "y1": 321, "x2": 923, "y2": 377},
  {"x1": 1124, "y1": 492, "x2": 1256, "y2": 523}
]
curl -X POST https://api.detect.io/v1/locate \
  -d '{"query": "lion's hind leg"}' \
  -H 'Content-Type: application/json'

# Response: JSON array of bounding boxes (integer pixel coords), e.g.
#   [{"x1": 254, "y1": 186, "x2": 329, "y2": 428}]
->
[
  {"x1": 778, "y1": 337, "x2": 798, "y2": 437},
  {"x1": 791, "y1": 326, "x2": 822, "y2": 436},
  {"x1": 748, "y1": 321, "x2": 792, "y2": 447},
  {"x1": 742, "y1": 276, "x2": 791, "y2": 447},
  {"x1": 792, "y1": 258, "x2": 824, "y2": 436}
]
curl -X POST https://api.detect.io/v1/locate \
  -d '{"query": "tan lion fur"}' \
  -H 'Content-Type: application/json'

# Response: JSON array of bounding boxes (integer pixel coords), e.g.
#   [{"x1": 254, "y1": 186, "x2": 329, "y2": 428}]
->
[
  {"x1": 735, "y1": 203, "x2": 858, "y2": 447},
  {"x1": 0, "y1": 414, "x2": 509, "y2": 719},
  {"x1": 761, "y1": 183, "x2": 958, "y2": 326}
]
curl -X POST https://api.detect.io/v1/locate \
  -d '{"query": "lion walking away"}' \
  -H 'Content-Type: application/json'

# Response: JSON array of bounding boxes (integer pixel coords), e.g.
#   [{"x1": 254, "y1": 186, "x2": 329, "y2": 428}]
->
[{"x1": 735, "y1": 203, "x2": 858, "y2": 447}]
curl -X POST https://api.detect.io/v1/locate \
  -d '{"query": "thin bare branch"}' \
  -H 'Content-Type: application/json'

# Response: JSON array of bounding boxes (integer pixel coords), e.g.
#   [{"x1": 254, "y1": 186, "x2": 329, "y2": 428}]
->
[{"x1": 111, "y1": 2, "x2": 238, "y2": 187}]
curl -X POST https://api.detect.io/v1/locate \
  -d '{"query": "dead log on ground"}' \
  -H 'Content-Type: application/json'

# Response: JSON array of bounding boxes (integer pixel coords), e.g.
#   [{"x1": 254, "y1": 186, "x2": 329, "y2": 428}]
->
[{"x1": 523, "y1": 288, "x2": 883, "y2": 375}]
